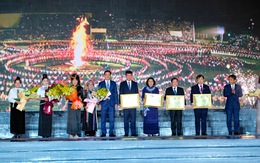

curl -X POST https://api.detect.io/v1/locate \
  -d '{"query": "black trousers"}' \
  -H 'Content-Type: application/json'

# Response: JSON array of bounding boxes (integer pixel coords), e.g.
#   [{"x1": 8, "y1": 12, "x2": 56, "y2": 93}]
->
[{"x1": 169, "y1": 110, "x2": 182, "y2": 135}]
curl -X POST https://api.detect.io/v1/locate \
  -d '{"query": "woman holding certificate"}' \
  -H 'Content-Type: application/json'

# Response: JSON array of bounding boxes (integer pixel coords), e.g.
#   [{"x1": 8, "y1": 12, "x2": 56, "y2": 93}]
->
[
  {"x1": 141, "y1": 77, "x2": 159, "y2": 136},
  {"x1": 37, "y1": 74, "x2": 52, "y2": 138},
  {"x1": 8, "y1": 77, "x2": 25, "y2": 138},
  {"x1": 82, "y1": 81, "x2": 97, "y2": 137}
]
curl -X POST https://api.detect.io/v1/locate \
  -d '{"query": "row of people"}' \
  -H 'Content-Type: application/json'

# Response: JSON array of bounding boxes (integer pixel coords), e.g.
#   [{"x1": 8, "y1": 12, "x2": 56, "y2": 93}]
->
[{"x1": 7, "y1": 70, "x2": 245, "y2": 138}]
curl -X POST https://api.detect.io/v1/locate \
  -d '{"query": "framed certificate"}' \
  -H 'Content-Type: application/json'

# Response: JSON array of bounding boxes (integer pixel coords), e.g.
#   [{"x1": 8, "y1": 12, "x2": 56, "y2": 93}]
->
[
  {"x1": 193, "y1": 94, "x2": 212, "y2": 108},
  {"x1": 144, "y1": 93, "x2": 163, "y2": 108},
  {"x1": 120, "y1": 94, "x2": 140, "y2": 109},
  {"x1": 166, "y1": 95, "x2": 185, "y2": 110},
  {"x1": 248, "y1": 89, "x2": 260, "y2": 97}
]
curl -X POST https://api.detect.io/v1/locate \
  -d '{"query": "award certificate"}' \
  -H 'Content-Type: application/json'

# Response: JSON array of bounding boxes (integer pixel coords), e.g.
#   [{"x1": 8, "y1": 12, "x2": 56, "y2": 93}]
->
[
  {"x1": 144, "y1": 93, "x2": 163, "y2": 108},
  {"x1": 120, "y1": 94, "x2": 140, "y2": 109},
  {"x1": 193, "y1": 94, "x2": 212, "y2": 108},
  {"x1": 166, "y1": 95, "x2": 185, "y2": 110}
]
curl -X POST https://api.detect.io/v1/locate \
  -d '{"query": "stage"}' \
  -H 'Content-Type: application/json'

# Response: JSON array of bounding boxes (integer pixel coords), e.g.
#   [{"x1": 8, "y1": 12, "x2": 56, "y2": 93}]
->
[{"x1": 1, "y1": 135, "x2": 260, "y2": 162}]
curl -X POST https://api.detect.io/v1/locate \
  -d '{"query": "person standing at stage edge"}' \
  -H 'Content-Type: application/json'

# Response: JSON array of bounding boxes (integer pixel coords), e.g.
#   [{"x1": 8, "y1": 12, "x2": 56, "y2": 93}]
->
[
  {"x1": 119, "y1": 70, "x2": 139, "y2": 137},
  {"x1": 98, "y1": 70, "x2": 118, "y2": 137},
  {"x1": 255, "y1": 75, "x2": 260, "y2": 135},
  {"x1": 165, "y1": 77, "x2": 185, "y2": 136},
  {"x1": 190, "y1": 74, "x2": 211, "y2": 136},
  {"x1": 8, "y1": 77, "x2": 25, "y2": 138},
  {"x1": 37, "y1": 74, "x2": 52, "y2": 138},
  {"x1": 223, "y1": 74, "x2": 243, "y2": 135}
]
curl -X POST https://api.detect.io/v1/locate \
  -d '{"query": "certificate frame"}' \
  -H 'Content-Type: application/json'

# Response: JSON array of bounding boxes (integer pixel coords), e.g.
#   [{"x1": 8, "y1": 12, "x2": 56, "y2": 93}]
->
[
  {"x1": 120, "y1": 94, "x2": 140, "y2": 109},
  {"x1": 248, "y1": 89, "x2": 260, "y2": 97},
  {"x1": 193, "y1": 94, "x2": 212, "y2": 108},
  {"x1": 144, "y1": 93, "x2": 163, "y2": 108},
  {"x1": 166, "y1": 95, "x2": 185, "y2": 110}
]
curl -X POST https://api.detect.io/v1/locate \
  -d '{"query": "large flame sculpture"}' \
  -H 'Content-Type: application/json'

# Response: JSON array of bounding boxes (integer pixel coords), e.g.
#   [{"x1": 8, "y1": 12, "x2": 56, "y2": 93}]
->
[{"x1": 69, "y1": 17, "x2": 90, "y2": 68}]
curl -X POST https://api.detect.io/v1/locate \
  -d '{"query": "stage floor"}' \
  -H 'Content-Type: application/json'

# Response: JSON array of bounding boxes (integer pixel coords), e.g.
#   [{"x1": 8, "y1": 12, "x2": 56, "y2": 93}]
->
[{"x1": 1, "y1": 135, "x2": 260, "y2": 162}]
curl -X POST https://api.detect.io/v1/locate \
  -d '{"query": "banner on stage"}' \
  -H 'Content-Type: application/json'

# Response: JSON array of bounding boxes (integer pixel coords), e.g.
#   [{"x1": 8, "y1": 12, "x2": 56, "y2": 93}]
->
[
  {"x1": 120, "y1": 94, "x2": 140, "y2": 109},
  {"x1": 193, "y1": 94, "x2": 212, "y2": 108},
  {"x1": 166, "y1": 95, "x2": 185, "y2": 110},
  {"x1": 144, "y1": 93, "x2": 163, "y2": 108}
]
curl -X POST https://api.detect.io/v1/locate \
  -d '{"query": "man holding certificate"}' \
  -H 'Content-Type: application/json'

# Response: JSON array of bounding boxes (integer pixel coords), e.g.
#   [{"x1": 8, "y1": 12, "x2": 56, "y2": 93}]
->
[
  {"x1": 119, "y1": 70, "x2": 139, "y2": 137},
  {"x1": 190, "y1": 74, "x2": 211, "y2": 136},
  {"x1": 165, "y1": 77, "x2": 185, "y2": 136}
]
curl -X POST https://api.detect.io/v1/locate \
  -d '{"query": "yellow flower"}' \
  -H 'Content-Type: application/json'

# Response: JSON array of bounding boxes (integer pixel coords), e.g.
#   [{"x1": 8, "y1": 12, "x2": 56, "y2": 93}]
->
[
  {"x1": 94, "y1": 87, "x2": 109, "y2": 100},
  {"x1": 23, "y1": 86, "x2": 40, "y2": 97},
  {"x1": 46, "y1": 84, "x2": 76, "y2": 100}
]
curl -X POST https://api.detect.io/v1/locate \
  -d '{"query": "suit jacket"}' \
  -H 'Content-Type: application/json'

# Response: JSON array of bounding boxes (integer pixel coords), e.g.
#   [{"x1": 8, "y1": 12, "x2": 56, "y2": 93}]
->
[
  {"x1": 223, "y1": 84, "x2": 243, "y2": 110},
  {"x1": 119, "y1": 80, "x2": 139, "y2": 105},
  {"x1": 190, "y1": 84, "x2": 211, "y2": 106},
  {"x1": 98, "y1": 80, "x2": 118, "y2": 107},
  {"x1": 164, "y1": 86, "x2": 186, "y2": 105}
]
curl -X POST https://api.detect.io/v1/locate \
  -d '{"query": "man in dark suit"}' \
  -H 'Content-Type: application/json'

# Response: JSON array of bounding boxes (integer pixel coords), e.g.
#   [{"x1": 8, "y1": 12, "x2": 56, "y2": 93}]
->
[
  {"x1": 119, "y1": 70, "x2": 139, "y2": 137},
  {"x1": 223, "y1": 74, "x2": 243, "y2": 135},
  {"x1": 98, "y1": 70, "x2": 118, "y2": 137},
  {"x1": 190, "y1": 74, "x2": 211, "y2": 136},
  {"x1": 165, "y1": 77, "x2": 185, "y2": 136}
]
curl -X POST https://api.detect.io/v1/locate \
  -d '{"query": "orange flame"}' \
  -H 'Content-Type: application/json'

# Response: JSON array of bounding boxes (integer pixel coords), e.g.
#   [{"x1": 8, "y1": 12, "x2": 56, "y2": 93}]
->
[{"x1": 70, "y1": 17, "x2": 90, "y2": 67}]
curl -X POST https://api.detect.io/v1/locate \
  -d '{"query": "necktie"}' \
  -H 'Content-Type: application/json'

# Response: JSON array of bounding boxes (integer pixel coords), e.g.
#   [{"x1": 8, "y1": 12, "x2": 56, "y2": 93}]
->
[
  {"x1": 106, "y1": 81, "x2": 110, "y2": 89},
  {"x1": 17, "y1": 88, "x2": 19, "y2": 98},
  {"x1": 128, "y1": 81, "x2": 131, "y2": 90},
  {"x1": 200, "y1": 85, "x2": 203, "y2": 94},
  {"x1": 173, "y1": 88, "x2": 177, "y2": 95}
]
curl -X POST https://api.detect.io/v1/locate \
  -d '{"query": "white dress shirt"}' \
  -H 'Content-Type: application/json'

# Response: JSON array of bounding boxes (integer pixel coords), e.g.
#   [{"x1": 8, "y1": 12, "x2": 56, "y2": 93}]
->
[
  {"x1": 8, "y1": 87, "x2": 24, "y2": 103},
  {"x1": 105, "y1": 80, "x2": 110, "y2": 88},
  {"x1": 37, "y1": 85, "x2": 48, "y2": 98}
]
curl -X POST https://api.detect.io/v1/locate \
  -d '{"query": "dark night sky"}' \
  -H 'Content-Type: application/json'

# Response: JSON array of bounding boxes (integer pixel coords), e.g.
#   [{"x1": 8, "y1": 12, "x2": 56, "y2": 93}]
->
[
  {"x1": 0, "y1": 0, "x2": 259, "y2": 35},
  {"x1": 174, "y1": 0, "x2": 259, "y2": 31},
  {"x1": 128, "y1": 0, "x2": 259, "y2": 35}
]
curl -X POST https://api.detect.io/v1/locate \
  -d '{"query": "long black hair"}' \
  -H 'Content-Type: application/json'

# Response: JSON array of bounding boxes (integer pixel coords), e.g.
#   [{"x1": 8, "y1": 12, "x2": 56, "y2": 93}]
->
[{"x1": 70, "y1": 73, "x2": 81, "y2": 87}]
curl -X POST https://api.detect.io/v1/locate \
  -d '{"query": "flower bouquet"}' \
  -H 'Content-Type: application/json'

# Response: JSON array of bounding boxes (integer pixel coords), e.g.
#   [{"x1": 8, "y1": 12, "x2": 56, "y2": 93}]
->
[
  {"x1": 94, "y1": 87, "x2": 111, "y2": 101},
  {"x1": 61, "y1": 85, "x2": 83, "y2": 110},
  {"x1": 16, "y1": 86, "x2": 40, "y2": 111},
  {"x1": 22, "y1": 86, "x2": 40, "y2": 99},
  {"x1": 46, "y1": 83, "x2": 83, "y2": 110},
  {"x1": 84, "y1": 87, "x2": 111, "y2": 113},
  {"x1": 44, "y1": 84, "x2": 63, "y2": 114}
]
